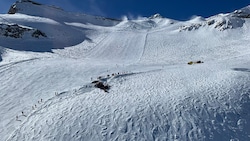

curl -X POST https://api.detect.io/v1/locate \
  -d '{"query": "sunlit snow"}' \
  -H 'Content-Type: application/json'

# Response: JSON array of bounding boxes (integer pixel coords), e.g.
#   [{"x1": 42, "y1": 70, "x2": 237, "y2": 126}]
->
[{"x1": 0, "y1": 1, "x2": 250, "y2": 141}]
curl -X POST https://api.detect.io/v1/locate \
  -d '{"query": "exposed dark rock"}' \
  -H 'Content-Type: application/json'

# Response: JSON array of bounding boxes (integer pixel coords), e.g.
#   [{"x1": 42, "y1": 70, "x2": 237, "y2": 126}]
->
[
  {"x1": 1, "y1": 24, "x2": 30, "y2": 38},
  {"x1": 207, "y1": 20, "x2": 215, "y2": 25},
  {"x1": 233, "y1": 10, "x2": 250, "y2": 18},
  {"x1": 8, "y1": 4, "x2": 17, "y2": 14},
  {"x1": 32, "y1": 30, "x2": 47, "y2": 38},
  {"x1": 214, "y1": 20, "x2": 227, "y2": 29},
  {"x1": 0, "y1": 23, "x2": 47, "y2": 39},
  {"x1": 180, "y1": 24, "x2": 203, "y2": 31},
  {"x1": 8, "y1": 0, "x2": 42, "y2": 14}
]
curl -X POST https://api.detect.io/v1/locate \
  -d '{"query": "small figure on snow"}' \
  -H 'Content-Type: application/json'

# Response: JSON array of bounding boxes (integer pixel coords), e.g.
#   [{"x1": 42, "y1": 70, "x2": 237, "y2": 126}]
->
[
  {"x1": 21, "y1": 111, "x2": 26, "y2": 117},
  {"x1": 16, "y1": 115, "x2": 21, "y2": 121}
]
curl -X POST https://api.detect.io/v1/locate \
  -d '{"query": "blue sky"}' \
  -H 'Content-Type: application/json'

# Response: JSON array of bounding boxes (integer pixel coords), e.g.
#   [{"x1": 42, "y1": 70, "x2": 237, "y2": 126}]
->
[{"x1": 0, "y1": 0, "x2": 250, "y2": 20}]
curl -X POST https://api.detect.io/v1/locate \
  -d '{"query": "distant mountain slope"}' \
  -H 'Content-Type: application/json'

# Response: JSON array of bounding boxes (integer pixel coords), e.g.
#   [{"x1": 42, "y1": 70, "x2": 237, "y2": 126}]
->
[
  {"x1": 8, "y1": 0, "x2": 120, "y2": 26},
  {"x1": 0, "y1": 0, "x2": 121, "y2": 52},
  {"x1": 0, "y1": 1, "x2": 249, "y2": 53},
  {"x1": 180, "y1": 5, "x2": 250, "y2": 31}
]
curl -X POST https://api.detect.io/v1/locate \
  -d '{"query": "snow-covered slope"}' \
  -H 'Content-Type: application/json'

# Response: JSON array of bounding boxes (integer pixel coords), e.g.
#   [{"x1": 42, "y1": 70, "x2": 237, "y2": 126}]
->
[
  {"x1": 180, "y1": 6, "x2": 250, "y2": 32},
  {"x1": 8, "y1": 0, "x2": 120, "y2": 26},
  {"x1": 0, "y1": 0, "x2": 120, "y2": 52},
  {"x1": 1, "y1": 1, "x2": 250, "y2": 141}
]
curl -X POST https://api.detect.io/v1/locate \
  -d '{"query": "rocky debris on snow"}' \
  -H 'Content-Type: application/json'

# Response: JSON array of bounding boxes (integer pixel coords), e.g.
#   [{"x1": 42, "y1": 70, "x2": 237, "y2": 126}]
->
[
  {"x1": 179, "y1": 17, "x2": 245, "y2": 31},
  {"x1": 0, "y1": 23, "x2": 47, "y2": 38},
  {"x1": 233, "y1": 6, "x2": 250, "y2": 18},
  {"x1": 188, "y1": 60, "x2": 204, "y2": 65},
  {"x1": 0, "y1": 24, "x2": 29, "y2": 38},
  {"x1": 213, "y1": 19, "x2": 236, "y2": 30},
  {"x1": 179, "y1": 23, "x2": 203, "y2": 31},
  {"x1": 31, "y1": 29, "x2": 47, "y2": 38}
]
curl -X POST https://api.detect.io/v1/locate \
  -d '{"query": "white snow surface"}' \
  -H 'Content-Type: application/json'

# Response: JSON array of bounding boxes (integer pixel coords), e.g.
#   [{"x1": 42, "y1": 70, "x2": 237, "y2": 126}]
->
[{"x1": 0, "y1": 1, "x2": 250, "y2": 141}]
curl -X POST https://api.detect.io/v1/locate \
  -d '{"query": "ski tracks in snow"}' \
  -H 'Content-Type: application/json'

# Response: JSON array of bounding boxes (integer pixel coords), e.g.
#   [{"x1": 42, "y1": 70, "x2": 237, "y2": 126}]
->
[
  {"x1": 0, "y1": 58, "x2": 40, "y2": 73},
  {"x1": 5, "y1": 64, "x2": 250, "y2": 141},
  {"x1": 86, "y1": 30, "x2": 148, "y2": 65},
  {"x1": 7, "y1": 83, "x2": 95, "y2": 141}
]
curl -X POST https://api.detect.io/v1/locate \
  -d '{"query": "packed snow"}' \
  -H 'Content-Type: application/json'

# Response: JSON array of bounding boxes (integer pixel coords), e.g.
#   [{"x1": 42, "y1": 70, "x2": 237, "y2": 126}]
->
[{"x1": 0, "y1": 1, "x2": 250, "y2": 141}]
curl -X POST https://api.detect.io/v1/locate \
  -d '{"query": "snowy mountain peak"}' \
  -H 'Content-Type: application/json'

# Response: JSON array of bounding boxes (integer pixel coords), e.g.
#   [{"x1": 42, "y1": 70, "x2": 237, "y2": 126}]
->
[
  {"x1": 149, "y1": 13, "x2": 163, "y2": 19},
  {"x1": 1, "y1": 0, "x2": 120, "y2": 52},
  {"x1": 7, "y1": 0, "x2": 119, "y2": 25},
  {"x1": 179, "y1": 6, "x2": 250, "y2": 32},
  {"x1": 8, "y1": 0, "x2": 61, "y2": 14}
]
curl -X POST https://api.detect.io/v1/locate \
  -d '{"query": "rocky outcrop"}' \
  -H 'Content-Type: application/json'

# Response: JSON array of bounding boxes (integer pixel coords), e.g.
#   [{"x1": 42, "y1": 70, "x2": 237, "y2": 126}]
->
[
  {"x1": 8, "y1": 0, "x2": 42, "y2": 14},
  {"x1": 179, "y1": 23, "x2": 203, "y2": 31},
  {"x1": 8, "y1": 4, "x2": 17, "y2": 14},
  {"x1": 179, "y1": 16, "x2": 245, "y2": 32},
  {"x1": 233, "y1": 6, "x2": 250, "y2": 18},
  {"x1": 0, "y1": 23, "x2": 47, "y2": 38},
  {"x1": 179, "y1": 5, "x2": 250, "y2": 32},
  {"x1": 32, "y1": 29, "x2": 47, "y2": 38}
]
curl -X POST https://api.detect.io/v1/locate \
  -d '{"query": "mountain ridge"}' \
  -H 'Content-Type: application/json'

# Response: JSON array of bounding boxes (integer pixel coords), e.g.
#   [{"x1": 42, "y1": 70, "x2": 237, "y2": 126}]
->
[{"x1": 0, "y1": 1, "x2": 250, "y2": 53}]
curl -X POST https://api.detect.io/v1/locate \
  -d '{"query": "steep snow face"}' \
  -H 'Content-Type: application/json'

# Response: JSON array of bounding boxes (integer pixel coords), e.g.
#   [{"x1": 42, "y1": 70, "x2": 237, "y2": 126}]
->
[{"x1": 1, "y1": 2, "x2": 250, "y2": 141}]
